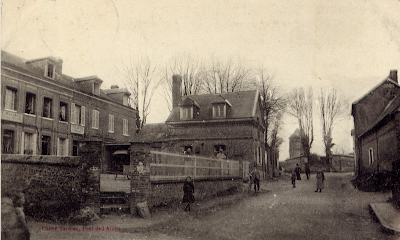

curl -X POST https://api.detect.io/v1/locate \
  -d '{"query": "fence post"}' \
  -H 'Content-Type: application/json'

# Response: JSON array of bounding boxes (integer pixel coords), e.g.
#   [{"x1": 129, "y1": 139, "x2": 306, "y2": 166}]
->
[
  {"x1": 129, "y1": 141, "x2": 151, "y2": 216},
  {"x1": 194, "y1": 156, "x2": 197, "y2": 179}
]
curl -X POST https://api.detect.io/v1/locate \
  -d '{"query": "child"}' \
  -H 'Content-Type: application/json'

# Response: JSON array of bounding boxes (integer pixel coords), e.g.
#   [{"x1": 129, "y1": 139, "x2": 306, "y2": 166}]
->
[{"x1": 291, "y1": 170, "x2": 296, "y2": 188}]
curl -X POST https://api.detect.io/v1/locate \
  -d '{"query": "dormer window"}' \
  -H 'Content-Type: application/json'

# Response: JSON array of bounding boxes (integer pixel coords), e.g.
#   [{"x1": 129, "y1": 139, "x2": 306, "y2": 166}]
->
[
  {"x1": 93, "y1": 82, "x2": 100, "y2": 96},
  {"x1": 180, "y1": 106, "x2": 193, "y2": 120},
  {"x1": 179, "y1": 97, "x2": 200, "y2": 120},
  {"x1": 46, "y1": 62, "x2": 55, "y2": 79},
  {"x1": 212, "y1": 96, "x2": 231, "y2": 119},
  {"x1": 213, "y1": 104, "x2": 226, "y2": 118}
]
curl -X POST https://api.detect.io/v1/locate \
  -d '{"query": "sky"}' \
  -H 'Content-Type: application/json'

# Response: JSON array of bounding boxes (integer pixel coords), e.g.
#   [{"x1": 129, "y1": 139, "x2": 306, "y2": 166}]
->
[{"x1": 2, "y1": 0, "x2": 400, "y2": 160}]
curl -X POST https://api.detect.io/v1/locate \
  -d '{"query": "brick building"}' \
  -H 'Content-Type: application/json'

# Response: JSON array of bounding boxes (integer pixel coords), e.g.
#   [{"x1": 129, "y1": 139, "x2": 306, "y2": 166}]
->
[
  {"x1": 351, "y1": 70, "x2": 400, "y2": 176},
  {"x1": 1, "y1": 50, "x2": 137, "y2": 172},
  {"x1": 140, "y1": 75, "x2": 267, "y2": 178}
]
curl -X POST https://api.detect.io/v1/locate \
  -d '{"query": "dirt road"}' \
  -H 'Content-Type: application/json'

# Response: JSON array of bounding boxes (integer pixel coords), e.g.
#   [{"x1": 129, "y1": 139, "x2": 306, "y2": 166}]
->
[
  {"x1": 28, "y1": 172, "x2": 397, "y2": 239},
  {"x1": 152, "y1": 172, "x2": 396, "y2": 240}
]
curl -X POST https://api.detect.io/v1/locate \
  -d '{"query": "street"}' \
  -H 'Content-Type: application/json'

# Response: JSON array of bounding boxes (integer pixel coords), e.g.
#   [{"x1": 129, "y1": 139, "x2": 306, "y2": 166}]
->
[
  {"x1": 151, "y1": 172, "x2": 396, "y2": 240},
  {"x1": 28, "y1": 172, "x2": 397, "y2": 240}
]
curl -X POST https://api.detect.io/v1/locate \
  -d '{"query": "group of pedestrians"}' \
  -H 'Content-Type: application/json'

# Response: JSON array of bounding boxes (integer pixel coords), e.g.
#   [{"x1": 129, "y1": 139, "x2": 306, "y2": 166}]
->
[{"x1": 291, "y1": 163, "x2": 325, "y2": 192}]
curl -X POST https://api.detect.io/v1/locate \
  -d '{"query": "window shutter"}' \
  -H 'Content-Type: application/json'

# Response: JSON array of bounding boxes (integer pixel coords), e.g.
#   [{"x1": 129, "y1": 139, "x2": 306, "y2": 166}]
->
[
  {"x1": 81, "y1": 106, "x2": 86, "y2": 126},
  {"x1": 71, "y1": 103, "x2": 76, "y2": 124}
]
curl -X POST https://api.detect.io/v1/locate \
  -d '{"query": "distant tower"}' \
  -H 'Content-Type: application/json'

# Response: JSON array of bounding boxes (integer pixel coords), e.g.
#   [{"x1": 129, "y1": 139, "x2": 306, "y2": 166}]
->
[{"x1": 289, "y1": 129, "x2": 305, "y2": 159}]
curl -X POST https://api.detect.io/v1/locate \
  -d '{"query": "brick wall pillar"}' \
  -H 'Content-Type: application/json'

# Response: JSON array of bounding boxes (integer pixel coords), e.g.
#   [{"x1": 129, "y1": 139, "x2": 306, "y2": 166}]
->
[
  {"x1": 79, "y1": 141, "x2": 103, "y2": 215},
  {"x1": 129, "y1": 142, "x2": 151, "y2": 215}
]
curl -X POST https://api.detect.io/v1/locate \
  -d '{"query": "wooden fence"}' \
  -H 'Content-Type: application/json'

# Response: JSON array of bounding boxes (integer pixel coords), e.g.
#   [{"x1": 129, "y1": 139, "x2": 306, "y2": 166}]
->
[{"x1": 150, "y1": 151, "x2": 243, "y2": 181}]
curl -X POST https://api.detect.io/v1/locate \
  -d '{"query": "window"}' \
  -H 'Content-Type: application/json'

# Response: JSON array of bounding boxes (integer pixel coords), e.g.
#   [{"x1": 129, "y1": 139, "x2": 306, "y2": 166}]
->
[
  {"x1": 180, "y1": 106, "x2": 193, "y2": 120},
  {"x1": 72, "y1": 140, "x2": 78, "y2": 156},
  {"x1": 184, "y1": 146, "x2": 193, "y2": 155},
  {"x1": 43, "y1": 97, "x2": 53, "y2": 118},
  {"x1": 93, "y1": 82, "x2": 100, "y2": 96},
  {"x1": 5, "y1": 87, "x2": 17, "y2": 111},
  {"x1": 46, "y1": 62, "x2": 54, "y2": 78},
  {"x1": 25, "y1": 92, "x2": 36, "y2": 115},
  {"x1": 92, "y1": 110, "x2": 99, "y2": 129},
  {"x1": 108, "y1": 114, "x2": 114, "y2": 133},
  {"x1": 123, "y1": 95, "x2": 129, "y2": 106},
  {"x1": 2, "y1": 130, "x2": 14, "y2": 154},
  {"x1": 23, "y1": 132, "x2": 36, "y2": 155},
  {"x1": 369, "y1": 148, "x2": 374, "y2": 165},
  {"x1": 41, "y1": 135, "x2": 51, "y2": 155},
  {"x1": 59, "y1": 102, "x2": 68, "y2": 122},
  {"x1": 213, "y1": 104, "x2": 226, "y2": 118},
  {"x1": 123, "y1": 118, "x2": 129, "y2": 136},
  {"x1": 71, "y1": 103, "x2": 85, "y2": 126},
  {"x1": 214, "y1": 145, "x2": 226, "y2": 153},
  {"x1": 58, "y1": 138, "x2": 68, "y2": 156}
]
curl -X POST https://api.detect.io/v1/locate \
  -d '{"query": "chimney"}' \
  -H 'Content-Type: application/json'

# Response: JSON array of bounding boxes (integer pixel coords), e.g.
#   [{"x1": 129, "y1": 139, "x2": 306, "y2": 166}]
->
[
  {"x1": 172, "y1": 75, "x2": 182, "y2": 108},
  {"x1": 111, "y1": 85, "x2": 119, "y2": 89},
  {"x1": 389, "y1": 69, "x2": 398, "y2": 83}
]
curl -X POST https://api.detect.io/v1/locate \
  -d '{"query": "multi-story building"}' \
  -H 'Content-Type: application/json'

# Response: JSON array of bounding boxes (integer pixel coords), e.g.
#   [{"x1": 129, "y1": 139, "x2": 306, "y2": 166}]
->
[
  {"x1": 1, "y1": 50, "x2": 137, "y2": 172},
  {"x1": 141, "y1": 75, "x2": 267, "y2": 178}
]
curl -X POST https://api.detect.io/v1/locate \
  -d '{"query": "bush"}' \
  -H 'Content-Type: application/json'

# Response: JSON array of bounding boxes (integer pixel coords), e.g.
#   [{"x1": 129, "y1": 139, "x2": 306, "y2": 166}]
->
[{"x1": 351, "y1": 170, "x2": 393, "y2": 192}]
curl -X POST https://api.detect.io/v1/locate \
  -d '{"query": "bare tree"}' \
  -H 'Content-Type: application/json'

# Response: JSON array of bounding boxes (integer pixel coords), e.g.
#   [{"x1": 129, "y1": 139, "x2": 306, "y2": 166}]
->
[
  {"x1": 202, "y1": 57, "x2": 251, "y2": 94},
  {"x1": 253, "y1": 67, "x2": 286, "y2": 145},
  {"x1": 161, "y1": 53, "x2": 204, "y2": 111},
  {"x1": 120, "y1": 56, "x2": 162, "y2": 131},
  {"x1": 252, "y1": 67, "x2": 287, "y2": 177},
  {"x1": 318, "y1": 88, "x2": 346, "y2": 168},
  {"x1": 287, "y1": 87, "x2": 314, "y2": 162}
]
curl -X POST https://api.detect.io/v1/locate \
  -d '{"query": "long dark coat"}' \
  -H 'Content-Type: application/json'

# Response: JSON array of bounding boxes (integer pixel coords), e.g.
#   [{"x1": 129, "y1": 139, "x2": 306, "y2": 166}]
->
[
  {"x1": 316, "y1": 171, "x2": 325, "y2": 189},
  {"x1": 182, "y1": 181, "x2": 195, "y2": 203}
]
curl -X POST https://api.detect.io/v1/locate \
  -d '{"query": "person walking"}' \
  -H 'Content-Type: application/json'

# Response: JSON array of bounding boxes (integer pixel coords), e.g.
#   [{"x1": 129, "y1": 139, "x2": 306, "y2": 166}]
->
[
  {"x1": 294, "y1": 163, "x2": 302, "y2": 180},
  {"x1": 291, "y1": 170, "x2": 296, "y2": 188},
  {"x1": 305, "y1": 163, "x2": 311, "y2": 180},
  {"x1": 182, "y1": 176, "x2": 194, "y2": 212},
  {"x1": 315, "y1": 169, "x2": 325, "y2": 192},
  {"x1": 250, "y1": 167, "x2": 260, "y2": 193}
]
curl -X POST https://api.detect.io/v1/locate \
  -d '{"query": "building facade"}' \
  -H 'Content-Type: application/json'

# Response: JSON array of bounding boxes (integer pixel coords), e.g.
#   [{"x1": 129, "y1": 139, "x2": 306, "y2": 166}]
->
[
  {"x1": 351, "y1": 70, "x2": 400, "y2": 176},
  {"x1": 141, "y1": 75, "x2": 268, "y2": 178},
  {"x1": 1, "y1": 51, "x2": 137, "y2": 172}
]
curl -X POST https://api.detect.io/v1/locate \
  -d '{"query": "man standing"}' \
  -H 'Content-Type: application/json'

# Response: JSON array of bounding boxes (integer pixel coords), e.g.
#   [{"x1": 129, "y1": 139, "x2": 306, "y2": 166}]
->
[
  {"x1": 250, "y1": 167, "x2": 261, "y2": 193},
  {"x1": 305, "y1": 163, "x2": 311, "y2": 180},
  {"x1": 294, "y1": 163, "x2": 302, "y2": 180}
]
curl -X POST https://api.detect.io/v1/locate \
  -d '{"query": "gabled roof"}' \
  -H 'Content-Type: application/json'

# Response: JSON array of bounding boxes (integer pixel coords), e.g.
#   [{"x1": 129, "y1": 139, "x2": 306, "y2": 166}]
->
[
  {"x1": 166, "y1": 90, "x2": 260, "y2": 122},
  {"x1": 179, "y1": 97, "x2": 200, "y2": 108},
  {"x1": 352, "y1": 77, "x2": 400, "y2": 106},
  {"x1": 359, "y1": 95, "x2": 400, "y2": 138}
]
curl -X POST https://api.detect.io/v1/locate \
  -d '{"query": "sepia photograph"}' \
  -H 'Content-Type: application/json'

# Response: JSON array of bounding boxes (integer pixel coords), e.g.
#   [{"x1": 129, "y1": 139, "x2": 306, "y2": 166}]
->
[{"x1": 1, "y1": 0, "x2": 400, "y2": 239}]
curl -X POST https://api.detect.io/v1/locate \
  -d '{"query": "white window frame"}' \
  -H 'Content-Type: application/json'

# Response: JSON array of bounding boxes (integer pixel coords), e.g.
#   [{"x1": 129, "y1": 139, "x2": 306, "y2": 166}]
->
[
  {"x1": 180, "y1": 106, "x2": 193, "y2": 120},
  {"x1": 123, "y1": 118, "x2": 129, "y2": 136},
  {"x1": 109, "y1": 114, "x2": 114, "y2": 133},
  {"x1": 93, "y1": 82, "x2": 100, "y2": 96},
  {"x1": 5, "y1": 87, "x2": 17, "y2": 111},
  {"x1": 369, "y1": 148, "x2": 374, "y2": 165},
  {"x1": 57, "y1": 138, "x2": 69, "y2": 156},
  {"x1": 213, "y1": 104, "x2": 226, "y2": 118},
  {"x1": 71, "y1": 103, "x2": 85, "y2": 126},
  {"x1": 92, "y1": 110, "x2": 99, "y2": 129},
  {"x1": 21, "y1": 132, "x2": 37, "y2": 155}
]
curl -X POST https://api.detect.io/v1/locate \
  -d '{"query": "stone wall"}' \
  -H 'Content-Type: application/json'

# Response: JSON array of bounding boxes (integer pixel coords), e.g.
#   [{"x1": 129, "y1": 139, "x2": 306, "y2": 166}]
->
[
  {"x1": 149, "y1": 179, "x2": 242, "y2": 207},
  {"x1": 1, "y1": 154, "x2": 99, "y2": 220}
]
